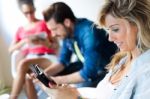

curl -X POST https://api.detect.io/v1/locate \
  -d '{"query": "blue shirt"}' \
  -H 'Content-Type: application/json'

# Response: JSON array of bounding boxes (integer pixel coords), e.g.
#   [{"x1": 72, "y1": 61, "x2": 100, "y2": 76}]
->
[{"x1": 59, "y1": 18, "x2": 117, "y2": 81}]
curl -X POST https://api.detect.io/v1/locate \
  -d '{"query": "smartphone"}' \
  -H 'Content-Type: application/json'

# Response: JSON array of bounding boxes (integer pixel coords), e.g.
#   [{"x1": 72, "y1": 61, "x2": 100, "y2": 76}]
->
[{"x1": 29, "y1": 64, "x2": 57, "y2": 87}]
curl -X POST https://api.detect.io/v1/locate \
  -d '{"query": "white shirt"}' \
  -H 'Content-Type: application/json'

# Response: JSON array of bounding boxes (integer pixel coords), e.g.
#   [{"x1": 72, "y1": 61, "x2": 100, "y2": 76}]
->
[
  {"x1": 78, "y1": 73, "x2": 115, "y2": 99},
  {"x1": 78, "y1": 56, "x2": 127, "y2": 99}
]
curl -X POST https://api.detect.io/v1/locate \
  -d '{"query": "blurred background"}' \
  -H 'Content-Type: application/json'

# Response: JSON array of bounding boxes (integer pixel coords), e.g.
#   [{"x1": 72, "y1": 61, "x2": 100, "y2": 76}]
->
[{"x1": 0, "y1": 0, "x2": 104, "y2": 91}]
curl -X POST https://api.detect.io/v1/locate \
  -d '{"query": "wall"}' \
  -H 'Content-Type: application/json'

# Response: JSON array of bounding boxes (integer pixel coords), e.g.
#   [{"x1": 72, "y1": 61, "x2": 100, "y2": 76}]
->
[
  {"x1": 0, "y1": 36, "x2": 12, "y2": 88},
  {"x1": 35, "y1": 0, "x2": 104, "y2": 22},
  {"x1": 0, "y1": 0, "x2": 14, "y2": 87},
  {"x1": 0, "y1": 0, "x2": 104, "y2": 87}
]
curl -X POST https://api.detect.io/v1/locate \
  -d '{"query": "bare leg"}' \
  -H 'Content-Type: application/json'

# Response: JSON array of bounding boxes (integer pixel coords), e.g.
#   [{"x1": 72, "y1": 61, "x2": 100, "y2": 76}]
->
[
  {"x1": 10, "y1": 58, "x2": 52, "y2": 99},
  {"x1": 25, "y1": 76, "x2": 37, "y2": 99},
  {"x1": 15, "y1": 51, "x2": 26, "y2": 68}
]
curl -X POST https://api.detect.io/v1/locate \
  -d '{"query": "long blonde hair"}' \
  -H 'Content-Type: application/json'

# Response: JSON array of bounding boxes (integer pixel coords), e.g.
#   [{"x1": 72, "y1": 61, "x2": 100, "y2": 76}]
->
[{"x1": 99, "y1": 0, "x2": 150, "y2": 70}]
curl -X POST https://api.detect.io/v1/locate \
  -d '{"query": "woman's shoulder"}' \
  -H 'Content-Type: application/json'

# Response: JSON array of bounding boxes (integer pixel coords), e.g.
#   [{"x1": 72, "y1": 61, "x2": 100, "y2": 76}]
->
[
  {"x1": 132, "y1": 50, "x2": 150, "y2": 79},
  {"x1": 135, "y1": 49, "x2": 150, "y2": 68}
]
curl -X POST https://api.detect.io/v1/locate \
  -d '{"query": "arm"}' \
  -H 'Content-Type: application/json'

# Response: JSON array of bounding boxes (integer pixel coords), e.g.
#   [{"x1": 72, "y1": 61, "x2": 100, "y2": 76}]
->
[
  {"x1": 132, "y1": 67, "x2": 150, "y2": 99},
  {"x1": 43, "y1": 86, "x2": 79, "y2": 99},
  {"x1": 8, "y1": 27, "x2": 28, "y2": 54},
  {"x1": 8, "y1": 38, "x2": 27, "y2": 54},
  {"x1": 44, "y1": 63, "x2": 65, "y2": 76},
  {"x1": 50, "y1": 27, "x2": 105, "y2": 84},
  {"x1": 52, "y1": 72, "x2": 85, "y2": 84},
  {"x1": 44, "y1": 39, "x2": 72, "y2": 76},
  {"x1": 45, "y1": 39, "x2": 83, "y2": 84},
  {"x1": 43, "y1": 84, "x2": 97, "y2": 99},
  {"x1": 79, "y1": 26, "x2": 105, "y2": 81}
]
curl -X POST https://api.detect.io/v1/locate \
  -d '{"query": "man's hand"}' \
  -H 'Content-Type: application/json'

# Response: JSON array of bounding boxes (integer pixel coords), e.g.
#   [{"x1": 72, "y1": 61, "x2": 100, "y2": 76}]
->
[{"x1": 50, "y1": 76, "x2": 67, "y2": 85}]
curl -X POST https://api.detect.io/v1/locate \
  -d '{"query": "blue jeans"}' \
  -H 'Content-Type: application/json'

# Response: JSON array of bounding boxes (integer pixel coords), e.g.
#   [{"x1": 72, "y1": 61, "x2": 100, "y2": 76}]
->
[{"x1": 57, "y1": 61, "x2": 106, "y2": 88}]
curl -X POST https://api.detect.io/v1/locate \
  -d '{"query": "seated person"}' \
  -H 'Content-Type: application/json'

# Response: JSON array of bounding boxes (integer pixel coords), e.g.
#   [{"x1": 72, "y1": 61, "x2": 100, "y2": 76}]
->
[
  {"x1": 42, "y1": 2, "x2": 117, "y2": 88},
  {"x1": 9, "y1": 0, "x2": 59, "y2": 99},
  {"x1": 42, "y1": 0, "x2": 150, "y2": 99}
]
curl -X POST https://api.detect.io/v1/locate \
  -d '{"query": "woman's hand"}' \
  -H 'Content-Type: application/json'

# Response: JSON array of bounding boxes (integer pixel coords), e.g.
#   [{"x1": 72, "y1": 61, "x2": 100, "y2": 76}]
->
[
  {"x1": 43, "y1": 85, "x2": 80, "y2": 99},
  {"x1": 37, "y1": 75, "x2": 82, "y2": 99},
  {"x1": 29, "y1": 35, "x2": 52, "y2": 47}
]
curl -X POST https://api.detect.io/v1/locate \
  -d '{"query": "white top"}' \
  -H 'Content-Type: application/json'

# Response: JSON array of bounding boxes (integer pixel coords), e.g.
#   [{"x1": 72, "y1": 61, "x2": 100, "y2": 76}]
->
[
  {"x1": 78, "y1": 57, "x2": 127, "y2": 99},
  {"x1": 96, "y1": 73, "x2": 115, "y2": 99},
  {"x1": 78, "y1": 73, "x2": 115, "y2": 99}
]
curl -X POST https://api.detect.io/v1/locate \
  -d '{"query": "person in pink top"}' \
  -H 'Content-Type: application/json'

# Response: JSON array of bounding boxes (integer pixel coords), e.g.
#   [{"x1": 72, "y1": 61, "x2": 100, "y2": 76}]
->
[
  {"x1": 9, "y1": 0, "x2": 59, "y2": 99},
  {"x1": 13, "y1": 20, "x2": 57, "y2": 56}
]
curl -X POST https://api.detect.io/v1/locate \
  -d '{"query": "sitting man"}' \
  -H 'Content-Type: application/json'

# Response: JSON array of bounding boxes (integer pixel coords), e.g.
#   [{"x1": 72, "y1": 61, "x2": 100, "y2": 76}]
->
[{"x1": 43, "y1": 2, "x2": 118, "y2": 87}]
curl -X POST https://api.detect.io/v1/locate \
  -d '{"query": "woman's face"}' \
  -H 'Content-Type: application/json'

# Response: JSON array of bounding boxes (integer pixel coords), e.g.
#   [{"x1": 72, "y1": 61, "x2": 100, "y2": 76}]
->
[
  {"x1": 105, "y1": 14, "x2": 138, "y2": 52},
  {"x1": 21, "y1": 4, "x2": 35, "y2": 22}
]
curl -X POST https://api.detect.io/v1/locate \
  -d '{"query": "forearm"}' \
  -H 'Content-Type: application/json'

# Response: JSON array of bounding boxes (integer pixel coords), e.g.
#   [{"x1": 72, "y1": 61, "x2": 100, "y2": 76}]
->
[
  {"x1": 44, "y1": 63, "x2": 65, "y2": 76},
  {"x1": 43, "y1": 87, "x2": 79, "y2": 99},
  {"x1": 54, "y1": 72, "x2": 85, "y2": 84},
  {"x1": 65, "y1": 72, "x2": 85, "y2": 84},
  {"x1": 8, "y1": 40, "x2": 26, "y2": 54}
]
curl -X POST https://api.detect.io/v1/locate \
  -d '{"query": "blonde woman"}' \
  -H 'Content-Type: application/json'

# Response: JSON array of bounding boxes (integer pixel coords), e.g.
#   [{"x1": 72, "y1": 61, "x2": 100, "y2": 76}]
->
[{"x1": 42, "y1": 0, "x2": 150, "y2": 99}]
